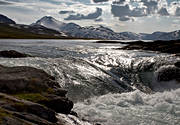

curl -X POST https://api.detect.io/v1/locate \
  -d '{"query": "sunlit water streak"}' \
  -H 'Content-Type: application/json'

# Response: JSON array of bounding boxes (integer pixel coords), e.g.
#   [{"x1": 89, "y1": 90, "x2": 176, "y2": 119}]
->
[{"x1": 0, "y1": 39, "x2": 180, "y2": 124}]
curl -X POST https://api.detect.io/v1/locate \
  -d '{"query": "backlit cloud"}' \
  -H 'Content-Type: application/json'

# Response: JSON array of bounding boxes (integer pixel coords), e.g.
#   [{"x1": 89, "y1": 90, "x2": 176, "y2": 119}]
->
[
  {"x1": 92, "y1": 0, "x2": 108, "y2": 3},
  {"x1": 65, "y1": 7, "x2": 102, "y2": 20},
  {"x1": 0, "y1": 0, "x2": 180, "y2": 33}
]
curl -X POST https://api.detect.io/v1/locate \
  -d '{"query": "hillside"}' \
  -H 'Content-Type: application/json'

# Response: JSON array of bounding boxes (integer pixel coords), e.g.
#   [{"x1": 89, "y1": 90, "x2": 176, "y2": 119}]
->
[{"x1": 0, "y1": 23, "x2": 68, "y2": 39}]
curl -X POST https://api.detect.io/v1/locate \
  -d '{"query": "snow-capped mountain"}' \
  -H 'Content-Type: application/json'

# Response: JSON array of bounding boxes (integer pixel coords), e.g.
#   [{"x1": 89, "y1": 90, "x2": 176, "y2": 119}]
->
[
  {"x1": 35, "y1": 16, "x2": 180, "y2": 40},
  {"x1": 119, "y1": 32, "x2": 141, "y2": 40},
  {"x1": 0, "y1": 14, "x2": 68, "y2": 38},
  {"x1": 140, "y1": 32, "x2": 165, "y2": 40},
  {"x1": 35, "y1": 16, "x2": 65, "y2": 31},
  {"x1": 34, "y1": 16, "x2": 127, "y2": 40},
  {"x1": 158, "y1": 30, "x2": 180, "y2": 40},
  {"x1": 0, "y1": 14, "x2": 16, "y2": 24}
]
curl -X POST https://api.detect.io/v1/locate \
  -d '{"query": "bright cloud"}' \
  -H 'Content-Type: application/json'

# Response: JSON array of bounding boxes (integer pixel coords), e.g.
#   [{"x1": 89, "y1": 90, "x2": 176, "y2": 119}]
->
[{"x1": 0, "y1": 0, "x2": 180, "y2": 33}]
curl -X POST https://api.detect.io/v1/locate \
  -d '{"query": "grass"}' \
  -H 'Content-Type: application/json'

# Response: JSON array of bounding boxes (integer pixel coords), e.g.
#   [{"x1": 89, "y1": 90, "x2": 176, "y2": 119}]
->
[
  {"x1": 0, "y1": 23, "x2": 100, "y2": 39},
  {"x1": 14, "y1": 93, "x2": 48, "y2": 102},
  {"x1": 0, "y1": 23, "x2": 65, "y2": 39},
  {"x1": 0, "y1": 108, "x2": 12, "y2": 123}
]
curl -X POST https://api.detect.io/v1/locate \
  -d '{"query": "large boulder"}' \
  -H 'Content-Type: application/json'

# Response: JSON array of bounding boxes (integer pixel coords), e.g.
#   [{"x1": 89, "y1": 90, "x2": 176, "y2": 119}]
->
[
  {"x1": 0, "y1": 50, "x2": 32, "y2": 58},
  {"x1": 175, "y1": 61, "x2": 180, "y2": 68},
  {"x1": 38, "y1": 96, "x2": 73, "y2": 114},
  {"x1": 0, "y1": 93, "x2": 58, "y2": 124},
  {"x1": 0, "y1": 65, "x2": 59, "y2": 94},
  {"x1": 0, "y1": 65, "x2": 74, "y2": 122},
  {"x1": 156, "y1": 66, "x2": 180, "y2": 82}
]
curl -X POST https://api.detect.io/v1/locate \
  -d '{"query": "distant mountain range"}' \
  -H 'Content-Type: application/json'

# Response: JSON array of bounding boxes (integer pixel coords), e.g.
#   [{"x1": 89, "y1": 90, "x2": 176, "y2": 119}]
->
[
  {"x1": 0, "y1": 14, "x2": 180, "y2": 40},
  {"x1": 0, "y1": 14, "x2": 67, "y2": 39},
  {"x1": 33, "y1": 16, "x2": 180, "y2": 40}
]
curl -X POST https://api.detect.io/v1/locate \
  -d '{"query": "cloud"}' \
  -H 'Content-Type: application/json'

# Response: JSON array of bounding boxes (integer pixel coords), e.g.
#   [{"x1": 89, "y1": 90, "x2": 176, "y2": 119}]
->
[
  {"x1": 0, "y1": 0, "x2": 11, "y2": 5},
  {"x1": 59, "y1": 10, "x2": 75, "y2": 14},
  {"x1": 92, "y1": 0, "x2": 108, "y2": 3},
  {"x1": 64, "y1": 7, "x2": 102, "y2": 20},
  {"x1": 110, "y1": 0, "x2": 180, "y2": 21},
  {"x1": 95, "y1": 18, "x2": 103, "y2": 22},
  {"x1": 119, "y1": 16, "x2": 130, "y2": 21},
  {"x1": 112, "y1": 0, "x2": 125, "y2": 4},
  {"x1": 175, "y1": 7, "x2": 180, "y2": 16},
  {"x1": 111, "y1": 5, "x2": 130, "y2": 18},
  {"x1": 141, "y1": 0, "x2": 158, "y2": 14},
  {"x1": 158, "y1": 7, "x2": 169, "y2": 16},
  {"x1": 111, "y1": 4, "x2": 146, "y2": 21}
]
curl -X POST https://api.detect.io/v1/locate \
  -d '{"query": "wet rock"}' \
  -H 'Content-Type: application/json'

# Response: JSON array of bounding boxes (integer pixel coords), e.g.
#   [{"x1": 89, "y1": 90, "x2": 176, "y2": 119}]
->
[
  {"x1": 38, "y1": 97, "x2": 73, "y2": 114},
  {"x1": 0, "y1": 65, "x2": 77, "y2": 125},
  {"x1": 0, "y1": 93, "x2": 58, "y2": 124},
  {"x1": 120, "y1": 39, "x2": 180, "y2": 54},
  {"x1": 175, "y1": 61, "x2": 180, "y2": 68},
  {"x1": 0, "y1": 65, "x2": 59, "y2": 94},
  {"x1": 0, "y1": 50, "x2": 32, "y2": 58},
  {"x1": 156, "y1": 66, "x2": 180, "y2": 82}
]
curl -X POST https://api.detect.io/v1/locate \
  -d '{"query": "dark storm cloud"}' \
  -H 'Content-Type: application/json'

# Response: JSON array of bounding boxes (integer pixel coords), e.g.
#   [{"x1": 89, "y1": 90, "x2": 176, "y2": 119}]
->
[
  {"x1": 95, "y1": 18, "x2": 103, "y2": 22},
  {"x1": 175, "y1": 7, "x2": 180, "y2": 16},
  {"x1": 111, "y1": 4, "x2": 146, "y2": 21},
  {"x1": 119, "y1": 16, "x2": 130, "y2": 21},
  {"x1": 59, "y1": 10, "x2": 75, "y2": 14},
  {"x1": 0, "y1": 1, "x2": 11, "y2": 5},
  {"x1": 158, "y1": 8, "x2": 169, "y2": 16},
  {"x1": 141, "y1": 0, "x2": 158, "y2": 14},
  {"x1": 64, "y1": 8, "x2": 102, "y2": 20},
  {"x1": 92, "y1": 0, "x2": 108, "y2": 3},
  {"x1": 112, "y1": 0, "x2": 125, "y2": 4}
]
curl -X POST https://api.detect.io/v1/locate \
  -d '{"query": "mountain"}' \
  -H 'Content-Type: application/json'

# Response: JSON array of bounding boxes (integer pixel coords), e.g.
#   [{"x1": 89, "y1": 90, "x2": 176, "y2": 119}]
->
[
  {"x1": 119, "y1": 32, "x2": 141, "y2": 40},
  {"x1": 140, "y1": 32, "x2": 165, "y2": 40},
  {"x1": 35, "y1": 16, "x2": 180, "y2": 40},
  {"x1": 34, "y1": 16, "x2": 65, "y2": 31},
  {"x1": 0, "y1": 14, "x2": 180, "y2": 40},
  {"x1": 0, "y1": 14, "x2": 70, "y2": 39},
  {"x1": 35, "y1": 16, "x2": 126, "y2": 40},
  {"x1": 0, "y1": 23, "x2": 68, "y2": 39},
  {"x1": 158, "y1": 30, "x2": 180, "y2": 40},
  {"x1": 0, "y1": 14, "x2": 16, "y2": 24}
]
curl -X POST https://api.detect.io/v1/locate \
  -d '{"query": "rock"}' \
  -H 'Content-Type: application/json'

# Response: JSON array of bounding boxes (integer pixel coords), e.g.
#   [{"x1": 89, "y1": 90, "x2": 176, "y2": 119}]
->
[
  {"x1": 38, "y1": 97, "x2": 73, "y2": 114},
  {"x1": 0, "y1": 14, "x2": 16, "y2": 24},
  {"x1": 175, "y1": 61, "x2": 180, "y2": 68},
  {"x1": 156, "y1": 66, "x2": 180, "y2": 82},
  {"x1": 0, "y1": 50, "x2": 32, "y2": 58},
  {"x1": 0, "y1": 65, "x2": 77, "y2": 125},
  {"x1": 0, "y1": 65, "x2": 59, "y2": 94},
  {"x1": 0, "y1": 93, "x2": 58, "y2": 124},
  {"x1": 120, "y1": 39, "x2": 180, "y2": 54}
]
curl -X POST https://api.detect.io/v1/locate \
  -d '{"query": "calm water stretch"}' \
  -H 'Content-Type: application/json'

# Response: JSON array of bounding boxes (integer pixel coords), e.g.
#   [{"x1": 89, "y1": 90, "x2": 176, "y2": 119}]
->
[{"x1": 0, "y1": 39, "x2": 180, "y2": 125}]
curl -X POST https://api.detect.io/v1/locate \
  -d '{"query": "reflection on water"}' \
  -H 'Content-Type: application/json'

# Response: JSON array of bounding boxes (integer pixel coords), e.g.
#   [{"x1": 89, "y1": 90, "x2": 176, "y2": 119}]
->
[{"x1": 0, "y1": 39, "x2": 180, "y2": 124}]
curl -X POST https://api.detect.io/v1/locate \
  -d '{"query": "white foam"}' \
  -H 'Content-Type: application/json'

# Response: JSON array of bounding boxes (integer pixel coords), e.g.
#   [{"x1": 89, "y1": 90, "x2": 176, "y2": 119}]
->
[
  {"x1": 57, "y1": 114, "x2": 92, "y2": 125},
  {"x1": 74, "y1": 89, "x2": 180, "y2": 125}
]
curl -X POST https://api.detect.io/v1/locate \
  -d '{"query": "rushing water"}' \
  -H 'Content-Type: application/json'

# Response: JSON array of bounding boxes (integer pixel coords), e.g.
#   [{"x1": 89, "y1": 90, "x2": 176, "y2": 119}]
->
[{"x1": 0, "y1": 39, "x2": 180, "y2": 125}]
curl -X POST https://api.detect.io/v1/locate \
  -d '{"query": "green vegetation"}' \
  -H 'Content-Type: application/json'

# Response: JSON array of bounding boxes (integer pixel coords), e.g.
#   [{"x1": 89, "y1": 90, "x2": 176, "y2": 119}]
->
[
  {"x1": 0, "y1": 23, "x2": 66, "y2": 39},
  {"x1": 0, "y1": 108, "x2": 11, "y2": 123},
  {"x1": 14, "y1": 93, "x2": 48, "y2": 102},
  {"x1": 0, "y1": 23, "x2": 98, "y2": 39}
]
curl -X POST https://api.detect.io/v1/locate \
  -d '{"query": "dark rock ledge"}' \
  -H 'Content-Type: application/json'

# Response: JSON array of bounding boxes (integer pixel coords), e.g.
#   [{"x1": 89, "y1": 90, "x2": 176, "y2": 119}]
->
[
  {"x1": 119, "y1": 39, "x2": 180, "y2": 55},
  {"x1": 0, "y1": 64, "x2": 81, "y2": 125},
  {"x1": 0, "y1": 50, "x2": 32, "y2": 58}
]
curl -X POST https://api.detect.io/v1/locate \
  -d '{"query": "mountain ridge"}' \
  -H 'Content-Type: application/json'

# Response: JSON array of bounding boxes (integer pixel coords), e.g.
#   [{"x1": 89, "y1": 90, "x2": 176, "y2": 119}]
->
[
  {"x1": 0, "y1": 14, "x2": 180, "y2": 40},
  {"x1": 35, "y1": 16, "x2": 180, "y2": 40}
]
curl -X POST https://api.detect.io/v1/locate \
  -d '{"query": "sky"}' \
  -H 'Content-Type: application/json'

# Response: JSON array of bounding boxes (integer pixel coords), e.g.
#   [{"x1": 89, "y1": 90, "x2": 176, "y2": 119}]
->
[{"x1": 0, "y1": 0, "x2": 180, "y2": 33}]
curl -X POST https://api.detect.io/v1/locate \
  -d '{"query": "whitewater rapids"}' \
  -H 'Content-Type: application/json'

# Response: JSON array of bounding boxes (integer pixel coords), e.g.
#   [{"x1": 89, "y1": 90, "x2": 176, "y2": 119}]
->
[{"x1": 0, "y1": 39, "x2": 180, "y2": 125}]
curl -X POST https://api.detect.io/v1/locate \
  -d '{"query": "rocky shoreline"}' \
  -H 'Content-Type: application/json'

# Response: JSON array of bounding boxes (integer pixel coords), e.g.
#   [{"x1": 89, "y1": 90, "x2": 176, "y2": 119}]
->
[
  {"x1": 119, "y1": 39, "x2": 180, "y2": 55},
  {"x1": 0, "y1": 50, "x2": 90, "y2": 125},
  {"x1": 96, "y1": 39, "x2": 180, "y2": 55}
]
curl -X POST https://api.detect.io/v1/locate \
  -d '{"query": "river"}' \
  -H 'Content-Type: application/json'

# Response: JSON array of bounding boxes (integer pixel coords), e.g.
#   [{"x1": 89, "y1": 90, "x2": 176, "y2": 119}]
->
[{"x1": 0, "y1": 39, "x2": 180, "y2": 125}]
